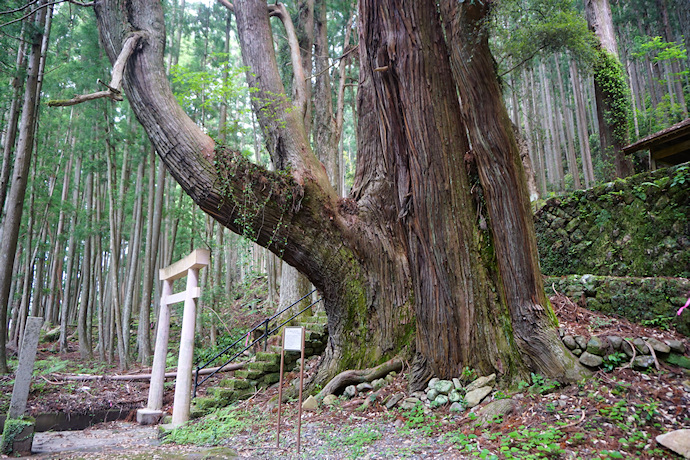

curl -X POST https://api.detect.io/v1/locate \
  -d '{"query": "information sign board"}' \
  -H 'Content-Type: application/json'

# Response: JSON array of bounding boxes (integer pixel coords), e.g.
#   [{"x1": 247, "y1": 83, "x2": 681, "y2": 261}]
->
[{"x1": 284, "y1": 327, "x2": 304, "y2": 351}]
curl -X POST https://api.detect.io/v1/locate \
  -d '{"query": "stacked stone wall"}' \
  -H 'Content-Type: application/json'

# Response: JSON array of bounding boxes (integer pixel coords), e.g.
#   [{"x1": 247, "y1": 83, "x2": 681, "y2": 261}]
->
[{"x1": 534, "y1": 163, "x2": 690, "y2": 278}]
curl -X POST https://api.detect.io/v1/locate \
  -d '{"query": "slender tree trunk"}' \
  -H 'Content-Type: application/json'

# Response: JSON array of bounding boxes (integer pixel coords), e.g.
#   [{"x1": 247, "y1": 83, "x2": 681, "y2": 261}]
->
[
  {"x1": 225, "y1": 231, "x2": 240, "y2": 299},
  {"x1": 32, "y1": 228, "x2": 46, "y2": 318},
  {"x1": 87, "y1": 239, "x2": 98, "y2": 351},
  {"x1": 313, "y1": 0, "x2": 350, "y2": 193},
  {"x1": 104, "y1": 107, "x2": 127, "y2": 369},
  {"x1": 525, "y1": 69, "x2": 547, "y2": 195},
  {"x1": 167, "y1": 0, "x2": 185, "y2": 71},
  {"x1": 626, "y1": 58, "x2": 641, "y2": 138},
  {"x1": 12, "y1": 181, "x2": 35, "y2": 349},
  {"x1": 538, "y1": 61, "x2": 558, "y2": 190},
  {"x1": 570, "y1": 61, "x2": 595, "y2": 187},
  {"x1": 8, "y1": 254, "x2": 25, "y2": 347},
  {"x1": 554, "y1": 54, "x2": 581, "y2": 190},
  {"x1": 657, "y1": 0, "x2": 687, "y2": 116},
  {"x1": 0, "y1": 24, "x2": 27, "y2": 216},
  {"x1": 59, "y1": 153, "x2": 83, "y2": 352},
  {"x1": 29, "y1": 151, "x2": 62, "y2": 320},
  {"x1": 0, "y1": 3, "x2": 49, "y2": 372},
  {"x1": 137, "y1": 148, "x2": 164, "y2": 364},
  {"x1": 266, "y1": 248, "x2": 280, "y2": 309},
  {"x1": 46, "y1": 133, "x2": 74, "y2": 326},
  {"x1": 164, "y1": 186, "x2": 183, "y2": 267},
  {"x1": 519, "y1": 70, "x2": 540, "y2": 200},
  {"x1": 121, "y1": 157, "x2": 145, "y2": 358},
  {"x1": 296, "y1": 0, "x2": 314, "y2": 133},
  {"x1": 78, "y1": 171, "x2": 94, "y2": 359},
  {"x1": 95, "y1": 173, "x2": 106, "y2": 361}
]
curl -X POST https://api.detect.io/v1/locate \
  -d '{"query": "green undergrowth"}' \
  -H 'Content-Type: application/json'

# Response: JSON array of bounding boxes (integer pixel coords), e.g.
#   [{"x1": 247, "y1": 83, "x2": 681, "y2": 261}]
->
[
  {"x1": 163, "y1": 404, "x2": 268, "y2": 446},
  {"x1": 335, "y1": 427, "x2": 383, "y2": 459}
]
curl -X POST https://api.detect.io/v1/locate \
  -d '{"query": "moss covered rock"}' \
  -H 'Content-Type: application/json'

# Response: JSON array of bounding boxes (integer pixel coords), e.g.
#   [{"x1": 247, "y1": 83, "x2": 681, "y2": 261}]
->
[{"x1": 1, "y1": 417, "x2": 34, "y2": 456}]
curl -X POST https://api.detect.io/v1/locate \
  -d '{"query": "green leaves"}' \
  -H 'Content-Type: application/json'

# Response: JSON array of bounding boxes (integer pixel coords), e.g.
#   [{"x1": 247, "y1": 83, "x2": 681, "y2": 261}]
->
[
  {"x1": 492, "y1": 0, "x2": 598, "y2": 75},
  {"x1": 171, "y1": 61, "x2": 250, "y2": 114},
  {"x1": 633, "y1": 36, "x2": 687, "y2": 63}
]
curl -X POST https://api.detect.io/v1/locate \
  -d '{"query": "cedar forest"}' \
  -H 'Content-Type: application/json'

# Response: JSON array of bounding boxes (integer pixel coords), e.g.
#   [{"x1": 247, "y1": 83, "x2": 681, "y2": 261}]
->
[{"x1": 0, "y1": 0, "x2": 689, "y2": 458}]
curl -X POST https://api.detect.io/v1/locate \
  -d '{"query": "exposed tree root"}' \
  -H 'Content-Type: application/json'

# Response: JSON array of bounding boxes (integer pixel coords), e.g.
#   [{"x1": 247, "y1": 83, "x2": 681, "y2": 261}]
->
[{"x1": 316, "y1": 357, "x2": 403, "y2": 399}]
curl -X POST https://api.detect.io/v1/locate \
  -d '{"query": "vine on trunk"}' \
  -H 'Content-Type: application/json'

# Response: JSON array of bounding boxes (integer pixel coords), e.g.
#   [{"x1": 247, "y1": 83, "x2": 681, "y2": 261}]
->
[
  {"x1": 213, "y1": 145, "x2": 302, "y2": 256},
  {"x1": 592, "y1": 48, "x2": 632, "y2": 146}
]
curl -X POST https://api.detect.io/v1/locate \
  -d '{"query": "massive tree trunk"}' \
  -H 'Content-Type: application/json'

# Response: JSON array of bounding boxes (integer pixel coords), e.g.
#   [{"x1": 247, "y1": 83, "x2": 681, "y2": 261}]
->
[
  {"x1": 92, "y1": 0, "x2": 585, "y2": 387},
  {"x1": 439, "y1": 0, "x2": 583, "y2": 381}
]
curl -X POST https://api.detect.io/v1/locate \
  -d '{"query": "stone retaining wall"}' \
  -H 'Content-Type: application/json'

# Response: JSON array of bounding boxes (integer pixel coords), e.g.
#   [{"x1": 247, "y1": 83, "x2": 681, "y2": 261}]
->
[
  {"x1": 545, "y1": 275, "x2": 690, "y2": 336},
  {"x1": 534, "y1": 164, "x2": 690, "y2": 278}
]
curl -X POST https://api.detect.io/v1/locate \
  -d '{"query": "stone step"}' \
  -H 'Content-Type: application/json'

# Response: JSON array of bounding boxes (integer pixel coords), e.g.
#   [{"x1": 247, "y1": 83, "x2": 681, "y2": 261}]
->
[
  {"x1": 208, "y1": 387, "x2": 252, "y2": 402},
  {"x1": 262, "y1": 372, "x2": 281, "y2": 385},
  {"x1": 234, "y1": 369, "x2": 264, "y2": 380},
  {"x1": 305, "y1": 330, "x2": 324, "y2": 341},
  {"x1": 296, "y1": 322, "x2": 326, "y2": 332},
  {"x1": 193, "y1": 311, "x2": 330, "y2": 414},
  {"x1": 247, "y1": 360, "x2": 280, "y2": 373},
  {"x1": 217, "y1": 377, "x2": 251, "y2": 391},
  {"x1": 254, "y1": 351, "x2": 281, "y2": 365}
]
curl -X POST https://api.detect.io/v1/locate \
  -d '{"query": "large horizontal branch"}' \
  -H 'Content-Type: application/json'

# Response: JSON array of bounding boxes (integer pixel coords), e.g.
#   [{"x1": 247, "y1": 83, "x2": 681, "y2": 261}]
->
[
  {"x1": 47, "y1": 88, "x2": 120, "y2": 107},
  {"x1": 47, "y1": 31, "x2": 143, "y2": 107},
  {"x1": 92, "y1": 0, "x2": 349, "y2": 291}
]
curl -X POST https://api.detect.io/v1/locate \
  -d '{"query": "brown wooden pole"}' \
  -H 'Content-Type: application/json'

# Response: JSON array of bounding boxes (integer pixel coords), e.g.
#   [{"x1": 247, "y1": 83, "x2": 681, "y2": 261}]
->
[
  {"x1": 276, "y1": 331, "x2": 286, "y2": 448},
  {"x1": 296, "y1": 327, "x2": 305, "y2": 454}
]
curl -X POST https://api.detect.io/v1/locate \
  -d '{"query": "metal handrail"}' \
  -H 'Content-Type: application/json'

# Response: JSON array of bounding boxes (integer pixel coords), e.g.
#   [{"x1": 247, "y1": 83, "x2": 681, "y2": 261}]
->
[{"x1": 192, "y1": 290, "x2": 322, "y2": 397}]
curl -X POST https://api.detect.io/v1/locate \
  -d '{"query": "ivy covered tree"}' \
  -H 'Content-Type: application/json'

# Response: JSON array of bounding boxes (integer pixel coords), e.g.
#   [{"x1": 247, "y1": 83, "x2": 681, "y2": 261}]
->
[{"x1": 586, "y1": 0, "x2": 634, "y2": 179}]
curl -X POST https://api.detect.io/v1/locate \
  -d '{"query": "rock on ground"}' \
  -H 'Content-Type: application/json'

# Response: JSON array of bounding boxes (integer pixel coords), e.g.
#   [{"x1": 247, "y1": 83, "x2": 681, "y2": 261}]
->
[{"x1": 656, "y1": 429, "x2": 690, "y2": 459}]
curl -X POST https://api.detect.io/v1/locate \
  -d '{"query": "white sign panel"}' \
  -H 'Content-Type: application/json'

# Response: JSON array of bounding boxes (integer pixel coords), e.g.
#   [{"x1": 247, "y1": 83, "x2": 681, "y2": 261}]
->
[{"x1": 283, "y1": 327, "x2": 304, "y2": 351}]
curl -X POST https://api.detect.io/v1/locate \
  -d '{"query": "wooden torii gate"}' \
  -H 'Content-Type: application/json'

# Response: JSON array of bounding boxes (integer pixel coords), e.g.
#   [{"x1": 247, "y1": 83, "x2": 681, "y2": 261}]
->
[{"x1": 137, "y1": 249, "x2": 209, "y2": 427}]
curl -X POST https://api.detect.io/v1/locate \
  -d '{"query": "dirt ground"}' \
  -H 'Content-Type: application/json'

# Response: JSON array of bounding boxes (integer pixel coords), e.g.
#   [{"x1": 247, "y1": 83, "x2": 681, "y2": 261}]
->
[{"x1": 1, "y1": 294, "x2": 689, "y2": 459}]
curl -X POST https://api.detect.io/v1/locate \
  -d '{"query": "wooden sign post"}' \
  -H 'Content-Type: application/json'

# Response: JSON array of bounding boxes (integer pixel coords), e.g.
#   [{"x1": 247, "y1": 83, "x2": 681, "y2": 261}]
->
[{"x1": 276, "y1": 326, "x2": 305, "y2": 454}]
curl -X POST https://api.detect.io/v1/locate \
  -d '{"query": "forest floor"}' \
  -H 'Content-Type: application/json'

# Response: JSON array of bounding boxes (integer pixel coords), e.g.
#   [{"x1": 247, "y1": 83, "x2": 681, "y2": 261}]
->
[{"x1": 1, "y1": 292, "x2": 689, "y2": 459}]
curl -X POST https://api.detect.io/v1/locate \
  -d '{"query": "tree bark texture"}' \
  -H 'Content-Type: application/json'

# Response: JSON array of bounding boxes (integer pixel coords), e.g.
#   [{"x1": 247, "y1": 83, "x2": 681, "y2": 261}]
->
[
  {"x1": 78, "y1": 171, "x2": 94, "y2": 359},
  {"x1": 93, "y1": 0, "x2": 585, "y2": 387},
  {"x1": 439, "y1": 0, "x2": 584, "y2": 382}
]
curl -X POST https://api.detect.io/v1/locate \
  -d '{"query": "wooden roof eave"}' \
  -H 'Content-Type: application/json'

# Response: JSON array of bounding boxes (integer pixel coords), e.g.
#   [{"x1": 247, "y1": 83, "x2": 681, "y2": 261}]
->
[{"x1": 623, "y1": 118, "x2": 690, "y2": 155}]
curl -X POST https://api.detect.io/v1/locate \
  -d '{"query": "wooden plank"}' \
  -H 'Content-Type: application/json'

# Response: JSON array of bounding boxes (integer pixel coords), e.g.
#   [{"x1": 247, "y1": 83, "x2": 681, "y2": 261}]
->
[
  {"x1": 159, "y1": 249, "x2": 210, "y2": 281},
  {"x1": 164, "y1": 287, "x2": 201, "y2": 305}
]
